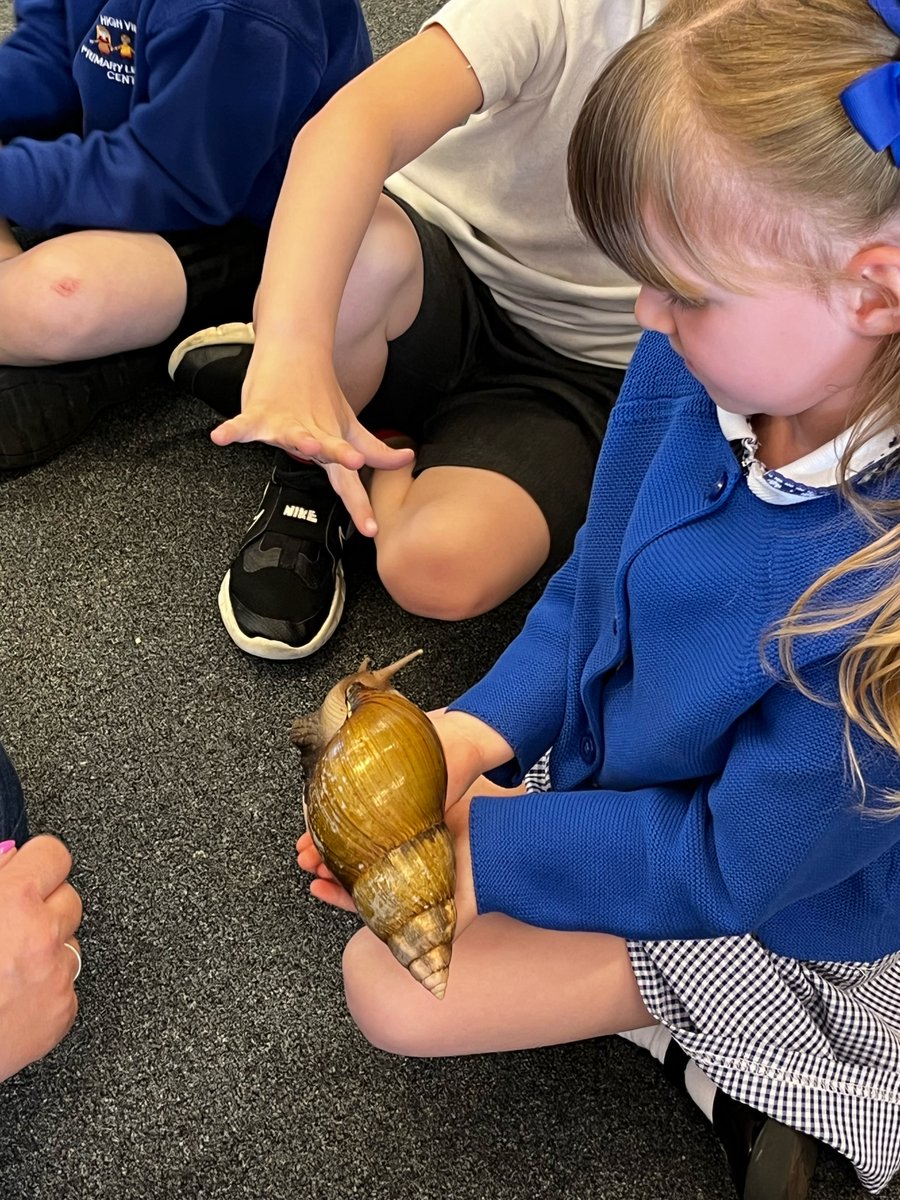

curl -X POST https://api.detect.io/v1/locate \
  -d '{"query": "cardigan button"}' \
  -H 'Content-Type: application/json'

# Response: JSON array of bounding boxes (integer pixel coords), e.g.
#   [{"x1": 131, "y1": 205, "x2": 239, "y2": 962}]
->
[
  {"x1": 707, "y1": 471, "x2": 728, "y2": 501},
  {"x1": 580, "y1": 734, "x2": 595, "y2": 762}
]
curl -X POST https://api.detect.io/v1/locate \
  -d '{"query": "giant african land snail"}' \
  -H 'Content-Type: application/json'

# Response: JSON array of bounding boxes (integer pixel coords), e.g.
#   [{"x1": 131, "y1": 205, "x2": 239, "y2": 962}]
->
[{"x1": 291, "y1": 650, "x2": 457, "y2": 999}]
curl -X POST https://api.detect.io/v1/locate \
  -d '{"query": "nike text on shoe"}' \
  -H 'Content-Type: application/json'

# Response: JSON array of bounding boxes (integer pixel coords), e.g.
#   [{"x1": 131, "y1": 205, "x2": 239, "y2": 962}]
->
[
  {"x1": 218, "y1": 469, "x2": 350, "y2": 660},
  {"x1": 167, "y1": 322, "x2": 256, "y2": 418}
]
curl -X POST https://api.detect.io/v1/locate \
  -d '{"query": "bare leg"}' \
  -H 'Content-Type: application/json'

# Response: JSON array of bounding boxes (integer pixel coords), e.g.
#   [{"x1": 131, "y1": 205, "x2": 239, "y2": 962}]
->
[
  {"x1": 0, "y1": 219, "x2": 23, "y2": 264},
  {"x1": 0, "y1": 230, "x2": 187, "y2": 365},
  {"x1": 332, "y1": 193, "x2": 424, "y2": 411},
  {"x1": 344, "y1": 915, "x2": 652, "y2": 1056},
  {"x1": 371, "y1": 464, "x2": 551, "y2": 620}
]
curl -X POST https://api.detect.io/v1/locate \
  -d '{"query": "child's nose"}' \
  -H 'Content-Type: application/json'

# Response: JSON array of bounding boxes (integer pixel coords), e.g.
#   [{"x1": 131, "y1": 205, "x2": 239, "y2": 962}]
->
[{"x1": 634, "y1": 286, "x2": 675, "y2": 334}]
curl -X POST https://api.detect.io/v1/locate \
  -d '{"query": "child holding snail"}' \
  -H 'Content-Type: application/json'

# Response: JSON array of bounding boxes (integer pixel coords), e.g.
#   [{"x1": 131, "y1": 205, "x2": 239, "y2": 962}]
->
[{"x1": 298, "y1": 1, "x2": 900, "y2": 1197}]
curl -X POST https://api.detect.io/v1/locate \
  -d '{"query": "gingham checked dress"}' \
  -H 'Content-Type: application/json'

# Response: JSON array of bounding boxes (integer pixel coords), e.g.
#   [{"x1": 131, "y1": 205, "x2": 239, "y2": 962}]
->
[{"x1": 525, "y1": 411, "x2": 900, "y2": 1194}]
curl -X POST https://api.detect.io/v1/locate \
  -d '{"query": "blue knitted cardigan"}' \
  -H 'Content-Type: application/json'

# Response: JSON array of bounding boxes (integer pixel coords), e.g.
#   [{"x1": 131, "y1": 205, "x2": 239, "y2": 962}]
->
[{"x1": 450, "y1": 332, "x2": 900, "y2": 963}]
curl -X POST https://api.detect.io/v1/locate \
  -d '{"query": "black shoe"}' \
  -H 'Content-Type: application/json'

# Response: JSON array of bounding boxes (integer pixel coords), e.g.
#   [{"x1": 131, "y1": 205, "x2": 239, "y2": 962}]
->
[
  {"x1": 219, "y1": 461, "x2": 350, "y2": 659},
  {"x1": 712, "y1": 1089, "x2": 818, "y2": 1200},
  {"x1": 0, "y1": 349, "x2": 165, "y2": 470},
  {"x1": 167, "y1": 321, "x2": 254, "y2": 418}
]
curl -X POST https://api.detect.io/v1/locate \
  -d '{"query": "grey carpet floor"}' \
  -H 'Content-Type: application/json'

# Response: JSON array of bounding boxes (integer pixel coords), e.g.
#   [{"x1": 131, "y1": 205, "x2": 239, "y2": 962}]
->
[{"x1": 0, "y1": 2, "x2": 890, "y2": 1198}]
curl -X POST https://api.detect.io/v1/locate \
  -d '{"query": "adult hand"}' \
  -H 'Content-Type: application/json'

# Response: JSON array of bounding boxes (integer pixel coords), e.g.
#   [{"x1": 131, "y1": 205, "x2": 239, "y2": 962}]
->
[
  {"x1": 210, "y1": 347, "x2": 414, "y2": 536},
  {"x1": 0, "y1": 835, "x2": 82, "y2": 1081}
]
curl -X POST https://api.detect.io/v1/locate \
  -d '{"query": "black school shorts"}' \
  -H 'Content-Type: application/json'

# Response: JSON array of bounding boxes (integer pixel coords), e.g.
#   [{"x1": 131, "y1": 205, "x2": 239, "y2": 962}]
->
[
  {"x1": 364, "y1": 193, "x2": 625, "y2": 568},
  {"x1": 160, "y1": 221, "x2": 267, "y2": 340}
]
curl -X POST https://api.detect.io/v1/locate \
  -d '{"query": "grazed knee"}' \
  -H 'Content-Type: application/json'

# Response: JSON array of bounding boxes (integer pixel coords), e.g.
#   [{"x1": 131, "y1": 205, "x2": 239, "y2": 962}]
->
[
  {"x1": 0, "y1": 270, "x2": 101, "y2": 363},
  {"x1": 51, "y1": 277, "x2": 82, "y2": 299}
]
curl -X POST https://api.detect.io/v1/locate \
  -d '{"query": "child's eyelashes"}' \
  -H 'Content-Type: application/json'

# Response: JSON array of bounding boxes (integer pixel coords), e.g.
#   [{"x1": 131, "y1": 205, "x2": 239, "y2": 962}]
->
[{"x1": 663, "y1": 290, "x2": 708, "y2": 311}]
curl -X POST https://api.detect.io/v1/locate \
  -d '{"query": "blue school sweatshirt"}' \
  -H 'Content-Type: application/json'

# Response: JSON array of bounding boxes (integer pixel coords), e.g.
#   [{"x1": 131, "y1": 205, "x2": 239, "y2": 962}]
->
[
  {"x1": 0, "y1": 0, "x2": 371, "y2": 230},
  {"x1": 450, "y1": 332, "x2": 900, "y2": 965}
]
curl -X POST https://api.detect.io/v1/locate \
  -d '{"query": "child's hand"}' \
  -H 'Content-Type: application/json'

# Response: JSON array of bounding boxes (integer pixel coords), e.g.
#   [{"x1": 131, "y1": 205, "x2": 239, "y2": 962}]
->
[
  {"x1": 444, "y1": 797, "x2": 478, "y2": 937},
  {"x1": 210, "y1": 349, "x2": 414, "y2": 536},
  {"x1": 428, "y1": 709, "x2": 514, "y2": 812},
  {"x1": 296, "y1": 831, "x2": 356, "y2": 912}
]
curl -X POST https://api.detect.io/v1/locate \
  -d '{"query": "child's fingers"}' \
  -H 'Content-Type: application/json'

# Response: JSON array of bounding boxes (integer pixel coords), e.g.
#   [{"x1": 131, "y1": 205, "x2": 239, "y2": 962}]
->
[
  {"x1": 210, "y1": 414, "x2": 257, "y2": 446},
  {"x1": 354, "y1": 428, "x2": 417, "y2": 471},
  {"x1": 309, "y1": 877, "x2": 357, "y2": 913},
  {"x1": 289, "y1": 432, "x2": 367, "y2": 473},
  {"x1": 326, "y1": 467, "x2": 377, "y2": 538},
  {"x1": 296, "y1": 839, "x2": 323, "y2": 872},
  {"x1": 296, "y1": 834, "x2": 338, "y2": 882}
]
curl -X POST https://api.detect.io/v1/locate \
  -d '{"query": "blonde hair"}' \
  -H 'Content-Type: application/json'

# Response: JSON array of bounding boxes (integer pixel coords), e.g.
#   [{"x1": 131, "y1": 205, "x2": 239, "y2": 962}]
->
[{"x1": 568, "y1": 0, "x2": 900, "y2": 807}]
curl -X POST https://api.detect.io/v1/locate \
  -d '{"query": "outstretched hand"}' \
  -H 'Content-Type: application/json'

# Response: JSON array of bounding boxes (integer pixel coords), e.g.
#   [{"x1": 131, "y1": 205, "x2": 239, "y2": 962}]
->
[{"x1": 209, "y1": 352, "x2": 414, "y2": 536}]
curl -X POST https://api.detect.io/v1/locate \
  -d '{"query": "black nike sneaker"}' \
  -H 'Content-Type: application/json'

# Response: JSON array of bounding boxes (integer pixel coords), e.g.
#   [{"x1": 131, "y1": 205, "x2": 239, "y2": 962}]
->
[
  {"x1": 167, "y1": 321, "x2": 254, "y2": 418},
  {"x1": 219, "y1": 459, "x2": 351, "y2": 659}
]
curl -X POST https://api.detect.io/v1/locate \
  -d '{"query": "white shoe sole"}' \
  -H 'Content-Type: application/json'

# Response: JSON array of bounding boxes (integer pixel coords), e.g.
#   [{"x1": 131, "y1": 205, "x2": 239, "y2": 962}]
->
[
  {"x1": 166, "y1": 321, "x2": 257, "y2": 381},
  {"x1": 217, "y1": 564, "x2": 346, "y2": 661}
]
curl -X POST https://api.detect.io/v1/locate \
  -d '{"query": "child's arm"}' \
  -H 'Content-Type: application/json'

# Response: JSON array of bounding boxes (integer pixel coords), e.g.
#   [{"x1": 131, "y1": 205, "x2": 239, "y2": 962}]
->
[
  {"x1": 464, "y1": 658, "x2": 900, "y2": 952},
  {"x1": 0, "y1": 1, "x2": 81, "y2": 141},
  {"x1": 0, "y1": 9, "x2": 326, "y2": 230},
  {"x1": 211, "y1": 24, "x2": 485, "y2": 536}
]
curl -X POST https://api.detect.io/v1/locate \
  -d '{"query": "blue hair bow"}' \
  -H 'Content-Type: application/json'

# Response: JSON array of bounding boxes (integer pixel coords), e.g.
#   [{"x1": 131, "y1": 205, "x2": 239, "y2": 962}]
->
[{"x1": 841, "y1": 0, "x2": 900, "y2": 164}]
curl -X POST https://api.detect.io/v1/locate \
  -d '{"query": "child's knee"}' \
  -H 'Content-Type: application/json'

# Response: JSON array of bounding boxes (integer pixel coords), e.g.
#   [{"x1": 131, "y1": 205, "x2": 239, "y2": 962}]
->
[
  {"x1": 0, "y1": 249, "x2": 103, "y2": 361},
  {"x1": 341, "y1": 195, "x2": 423, "y2": 329},
  {"x1": 342, "y1": 930, "x2": 428, "y2": 1055},
  {"x1": 377, "y1": 526, "x2": 493, "y2": 621}
]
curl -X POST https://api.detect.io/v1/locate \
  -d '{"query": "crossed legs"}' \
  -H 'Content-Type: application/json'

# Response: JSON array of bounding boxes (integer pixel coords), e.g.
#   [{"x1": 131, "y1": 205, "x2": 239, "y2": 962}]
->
[{"x1": 333, "y1": 194, "x2": 553, "y2": 620}]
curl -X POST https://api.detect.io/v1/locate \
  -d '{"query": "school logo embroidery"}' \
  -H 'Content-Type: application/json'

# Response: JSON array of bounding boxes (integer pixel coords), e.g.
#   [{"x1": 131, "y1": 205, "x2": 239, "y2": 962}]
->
[{"x1": 81, "y1": 14, "x2": 137, "y2": 84}]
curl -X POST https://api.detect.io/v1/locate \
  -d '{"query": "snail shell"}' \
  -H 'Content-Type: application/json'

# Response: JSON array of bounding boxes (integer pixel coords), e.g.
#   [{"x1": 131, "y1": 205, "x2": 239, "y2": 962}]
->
[{"x1": 291, "y1": 651, "x2": 456, "y2": 999}]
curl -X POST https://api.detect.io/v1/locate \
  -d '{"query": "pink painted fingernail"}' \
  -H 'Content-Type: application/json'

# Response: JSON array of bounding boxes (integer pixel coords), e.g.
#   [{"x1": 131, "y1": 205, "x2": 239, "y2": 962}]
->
[{"x1": 0, "y1": 840, "x2": 16, "y2": 855}]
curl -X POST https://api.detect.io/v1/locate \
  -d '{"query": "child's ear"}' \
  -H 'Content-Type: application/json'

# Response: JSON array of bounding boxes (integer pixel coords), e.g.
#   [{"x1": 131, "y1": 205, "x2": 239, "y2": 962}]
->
[{"x1": 846, "y1": 245, "x2": 900, "y2": 336}]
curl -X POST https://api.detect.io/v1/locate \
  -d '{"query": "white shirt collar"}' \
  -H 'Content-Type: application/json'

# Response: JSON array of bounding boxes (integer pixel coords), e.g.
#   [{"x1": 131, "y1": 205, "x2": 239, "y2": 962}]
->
[{"x1": 716, "y1": 407, "x2": 900, "y2": 506}]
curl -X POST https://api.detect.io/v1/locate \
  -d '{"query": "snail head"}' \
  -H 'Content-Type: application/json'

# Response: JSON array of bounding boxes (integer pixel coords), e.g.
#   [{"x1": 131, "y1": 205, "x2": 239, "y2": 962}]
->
[{"x1": 289, "y1": 649, "x2": 424, "y2": 770}]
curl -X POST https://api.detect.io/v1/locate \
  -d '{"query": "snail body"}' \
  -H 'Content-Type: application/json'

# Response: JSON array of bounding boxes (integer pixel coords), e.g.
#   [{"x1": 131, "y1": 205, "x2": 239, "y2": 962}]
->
[{"x1": 292, "y1": 652, "x2": 456, "y2": 999}]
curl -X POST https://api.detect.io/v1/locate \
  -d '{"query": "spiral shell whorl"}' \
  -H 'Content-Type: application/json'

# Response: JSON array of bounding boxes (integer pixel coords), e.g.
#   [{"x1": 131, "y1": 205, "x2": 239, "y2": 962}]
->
[
  {"x1": 301, "y1": 659, "x2": 457, "y2": 999},
  {"x1": 351, "y1": 824, "x2": 456, "y2": 1000},
  {"x1": 305, "y1": 689, "x2": 448, "y2": 887}
]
